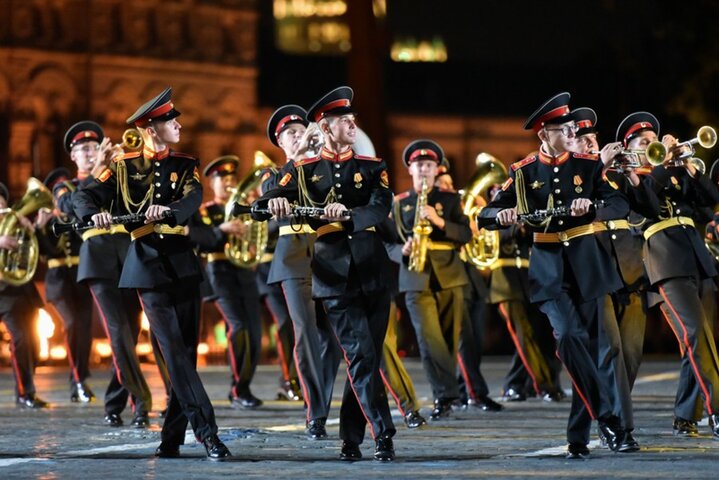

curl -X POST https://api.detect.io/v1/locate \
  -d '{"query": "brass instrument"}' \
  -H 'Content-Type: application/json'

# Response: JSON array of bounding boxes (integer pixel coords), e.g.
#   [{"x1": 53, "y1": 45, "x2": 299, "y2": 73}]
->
[
  {"x1": 121, "y1": 128, "x2": 143, "y2": 150},
  {"x1": 461, "y1": 153, "x2": 508, "y2": 269},
  {"x1": 408, "y1": 177, "x2": 432, "y2": 272},
  {"x1": 0, "y1": 178, "x2": 53, "y2": 286},
  {"x1": 666, "y1": 126, "x2": 716, "y2": 173},
  {"x1": 609, "y1": 141, "x2": 667, "y2": 170},
  {"x1": 225, "y1": 151, "x2": 277, "y2": 268}
]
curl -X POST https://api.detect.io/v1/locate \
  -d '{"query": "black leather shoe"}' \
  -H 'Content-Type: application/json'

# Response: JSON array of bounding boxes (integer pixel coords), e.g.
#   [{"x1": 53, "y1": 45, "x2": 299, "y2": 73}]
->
[
  {"x1": 501, "y1": 388, "x2": 526, "y2": 402},
  {"x1": 131, "y1": 412, "x2": 150, "y2": 428},
  {"x1": 541, "y1": 389, "x2": 566, "y2": 403},
  {"x1": 203, "y1": 435, "x2": 231, "y2": 461},
  {"x1": 404, "y1": 410, "x2": 427, "y2": 429},
  {"x1": 709, "y1": 414, "x2": 719, "y2": 440},
  {"x1": 339, "y1": 441, "x2": 362, "y2": 461},
  {"x1": 429, "y1": 399, "x2": 453, "y2": 421},
  {"x1": 618, "y1": 430, "x2": 640, "y2": 452},
  {"x1": 598, "y1": 416, "x2": 625, "y2": 452},
  {"x1": 566, "y1": 443, "x2": 590, "y2": 459},
  {"x1": 470, "y1": 396, "x2": 504, "y2": 412},
  {"x1": 70, "y1": 382, "x2": 96, "y2": 403},
  {"x1": 104, "y1": 413, "x2": 123, "y2": 427},
  {"x1": 306, "y1": 418, "x2": 328, "y2": 440},
  {"x1": 230, "y1": 393, "x2": 263, "y2": 409},
  {"x1": 277, "y1": 380, "x2": 302, "y2": 401},
  {"x1": 374, "y1": 436, "x2": 395, "y2": 462},
  {"x1": 16, "y1": 394, "x2": 49, "y2": 409},
  {"x1": 154, "y1": 442, "x2": 180, "y2": 458},
  {"x1": 673, "y1": 417, "x2": 699, "y2": 437}
]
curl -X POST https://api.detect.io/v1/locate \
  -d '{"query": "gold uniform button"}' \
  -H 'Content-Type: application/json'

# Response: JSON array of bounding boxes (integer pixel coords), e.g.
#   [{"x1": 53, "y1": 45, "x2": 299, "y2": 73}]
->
[
  {"x1": 608, "y1": 220, "x2": 616, "y2": 230},
  {"x1": 611, "y1": 234, "x2": 617, "y2": 240},
  {"x1": 558, "y1": 232, "x2": 568, "y2": 242},
  {"x1": 554, "y1": 167, "x2": 559, "y2": 173}
]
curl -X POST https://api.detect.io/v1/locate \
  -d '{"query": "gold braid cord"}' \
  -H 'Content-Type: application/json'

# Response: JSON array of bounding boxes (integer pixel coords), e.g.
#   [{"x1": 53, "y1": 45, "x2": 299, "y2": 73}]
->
[
  {"x1": 393, "y1": 200, "x2": 408, "y2": 243},
  {"x1": 296, "y1": 165, "x2": 336, "y2": 208},
  {"x1": 116, "y1": 159, "x2": 154, "y2": 214},
  {"x1": 515, "y1": 168, "x2": 553, "y2": 230}
]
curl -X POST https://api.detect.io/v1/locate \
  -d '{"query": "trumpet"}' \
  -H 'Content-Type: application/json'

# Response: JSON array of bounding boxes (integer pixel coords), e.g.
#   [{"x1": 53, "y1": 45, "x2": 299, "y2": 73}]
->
[
  {"x1": 663, "y1": 126, "x2": 716, "y2": 173},
  {"x1": 605, "y1": 141, "x2": 667, "y2": 171},
  {"x1": 121, "y1": 128, "x2": 143, "y2": 151}
]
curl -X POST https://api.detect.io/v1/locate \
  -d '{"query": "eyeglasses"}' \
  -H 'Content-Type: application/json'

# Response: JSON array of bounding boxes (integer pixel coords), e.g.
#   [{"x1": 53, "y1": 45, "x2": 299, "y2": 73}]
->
[
  {"x1": 544, "y1": 124, "x2": 578, "y2": 137},
  {"x1": 72, "y1": 144, "x2": 99, "y2": 153}
]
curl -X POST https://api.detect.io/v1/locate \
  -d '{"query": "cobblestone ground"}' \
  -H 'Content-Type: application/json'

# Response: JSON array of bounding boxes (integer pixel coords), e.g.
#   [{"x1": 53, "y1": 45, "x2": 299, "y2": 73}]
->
[{"x1": 1, "y1": 358, "x2": 717, "y2": 479}]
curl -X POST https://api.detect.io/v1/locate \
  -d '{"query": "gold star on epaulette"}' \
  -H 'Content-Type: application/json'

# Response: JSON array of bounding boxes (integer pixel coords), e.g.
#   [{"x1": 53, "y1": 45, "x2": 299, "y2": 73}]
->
[
  {"x1": 130, "y1": 172, "x2": 147, "y2": 181},
  {"x1": 311, "y1": 174, "x2": 323, "y2": 183},
  {"x1": 530, "y1": 180, "x2": 545, "y2": 190}
]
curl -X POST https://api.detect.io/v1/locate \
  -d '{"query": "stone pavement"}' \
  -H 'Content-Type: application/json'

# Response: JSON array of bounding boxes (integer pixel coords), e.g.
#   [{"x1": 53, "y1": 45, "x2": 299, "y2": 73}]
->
[{"x1": 1, "y1": 358, "x2": 718, "y2": 479}]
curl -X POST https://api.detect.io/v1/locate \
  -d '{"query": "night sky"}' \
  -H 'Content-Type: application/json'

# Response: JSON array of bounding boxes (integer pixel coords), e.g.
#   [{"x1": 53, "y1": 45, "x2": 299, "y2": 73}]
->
[{"x1": 259, "y1": 0, "x2": 719, "y2": 149}]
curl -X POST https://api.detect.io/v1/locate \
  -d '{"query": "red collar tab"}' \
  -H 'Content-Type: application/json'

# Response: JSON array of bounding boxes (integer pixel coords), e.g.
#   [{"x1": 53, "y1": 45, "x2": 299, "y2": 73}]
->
[
  {"x1": 538, "y1": 149, "x2": 570, "y2": 166},
  {"x1": 274, "y1": 115, "x2": 302, "y2": 137},
  {"x1": 143, "y1": 147, "x2": 170, "y2": 161},
  {"x1": 314, "y1": 99, "x2": 351, "y2": 122},
  {"x1": 320, "y1": 147, "x2": 353, "y2": 162},
  {"x1": 135, "y1": 101, "x2": 174, "y2": 127},
  {"x1": 534, "y1": 105, "x2": 570, "y2": 132},
  {"x1": 624, "y1": 122, "x2": 654, "y2": 146},
  {"x1": 70, "y1": 130, "x2": 100, "y2": 147},
  {"x1": 408, "y1": 148, "x2": 439, "y2": 164}
]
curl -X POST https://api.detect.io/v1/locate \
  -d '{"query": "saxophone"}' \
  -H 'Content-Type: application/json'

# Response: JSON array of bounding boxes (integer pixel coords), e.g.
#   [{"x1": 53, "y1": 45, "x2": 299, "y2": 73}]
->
[{"x1": 408, "y1": 177, "x2": 433, "y2": 272}]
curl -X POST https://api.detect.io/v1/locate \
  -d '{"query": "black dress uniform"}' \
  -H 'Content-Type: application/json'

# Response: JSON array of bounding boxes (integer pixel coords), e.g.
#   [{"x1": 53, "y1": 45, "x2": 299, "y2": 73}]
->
[
  {"x1": 56, "y1": 121, "x2": 151, "y2": 425},
  {"x1": 38, "y1": 168, "x2": 95, "y2": 402},
  {"x1": 0, "y1": 181, "x2": 48, "y2": 408},
  {"x1": 391, "y1": 140, "x2": 473, "y2": 419},
  {"x1": 73, "y1": 88, "x2": 229, "y2": 459},
  {"x1": 263, "y1": 104, "x2": 340, "y2": 437},
  {"x1": 478, "y1": 93, "x2": 628, "y2": 454},
  {"x1": 253, "y1": 86, "x2": 395, "y2": 459},
  {"x1": 617, "y1": 112, "x2": 719, "y2": 438},
  {"x1": 186, "y1": 156, "x2": 262, "y2": 408},
  {"x1": 490, "y1": 226, "x2": 563, "y2": 401}
]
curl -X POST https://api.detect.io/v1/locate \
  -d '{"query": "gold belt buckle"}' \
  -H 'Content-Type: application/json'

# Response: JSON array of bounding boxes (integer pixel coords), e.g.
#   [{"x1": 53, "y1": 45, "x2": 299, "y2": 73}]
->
[
  {"x1": 558, "y1": 231, "x2": 568, "y2": 242},
  {"x1": 678, "y1": 217, "x2": 685, "y2": 225},
  {"x1": 607, "y1": 220, "x2": 616, "y2": 230}
]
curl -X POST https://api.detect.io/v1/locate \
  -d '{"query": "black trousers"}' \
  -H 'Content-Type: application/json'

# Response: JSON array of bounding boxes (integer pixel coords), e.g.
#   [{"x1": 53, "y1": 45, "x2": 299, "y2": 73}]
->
[
  {"x1": 499, "y1": 300, "x2": 562, "y2": 396},
  {"x1": 539, "y1": 291, "x2": 615, "y2": 444},
  {"x1": 380, "y1": 300, "x2": 419, "y2": 415},
  {"x1": 139, "y1": 283, "x2": 218, "y2": 445},
  {"x1": 613, "y1": 289, "x2": 646, "y2": 389},
  {"x1": 0, "y1": 296, "x2": 37, "y2": 398},
  {"x1": 51, "y1": 279, "x2": 94, "y2": 386},
  {"x1": 323, "y1": 290, "x2": 395, "y2": 444},
  {"x1": 282, "y1": 277, "x2": 340, "y2": 422},
  {"x1": 88, "y1": 278, "x2": 150, "y2": 415},
  {"x1": 262, "y1": 281, "x2": 299, "y2": 386},
  {"x1": 658, "y1": 276, "x2": 719, "y2": 418},
  {"x1": 406, "y1": 286, "x2": 463, "y2": 401},
  {"x1": 213, "y1": 269, "x2": 261, "y2": 398},
  {"x1": 456, "y1": 289, "x2": 490, "y2": 402}
]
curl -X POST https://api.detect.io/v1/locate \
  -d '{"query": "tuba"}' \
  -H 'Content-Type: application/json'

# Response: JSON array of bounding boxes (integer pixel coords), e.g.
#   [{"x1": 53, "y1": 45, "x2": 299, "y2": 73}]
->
[
  {"x1": 461, "y1": 153, "x2": 508, "y2": 269},
  {"x1": 408, "y1": 177, "x2": 432, "y2": 272},
  {"x1": 224, "y1": 151, "x2": 277, "y2": 268},
  {"x1": 0, "y1": 178, "x2": 54, "y2": 286}
]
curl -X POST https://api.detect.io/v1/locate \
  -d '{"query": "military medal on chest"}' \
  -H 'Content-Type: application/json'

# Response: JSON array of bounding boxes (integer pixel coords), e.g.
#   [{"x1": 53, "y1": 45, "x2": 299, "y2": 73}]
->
[
  {"x1": 573, "y1": 175, "x2": 583, "y2": 193},
  {"x1": 354, "y1": 172, "x2": 363, "y2": 189},
  {"x1": 170, "y1": 172, "x2": 178, "y2": 189},
  {"x1": 435, "y1": 202, "x2": 444, "y2": 217},
  {"x1": 670, "y1": 176, "x2": 681, "y2": 190}
]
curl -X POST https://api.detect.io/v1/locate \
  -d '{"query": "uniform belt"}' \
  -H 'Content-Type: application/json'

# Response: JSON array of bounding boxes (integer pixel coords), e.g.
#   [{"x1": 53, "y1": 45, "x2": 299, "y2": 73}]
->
[
  {"x1": 533, "y1": 224, "x2": 595, "y2": 244},
  {"x1": 592, "y1": 219, "x2": 630, "y2": 232},
  {"x1": 490, "y1": 258, "x2": 529, "y2": 270},
  {"x1": 315, "y1": 222, "x2": 375, "y2": 238},
  {"x1": 81, "y1": 224, "x2": 128, "y2": 241},
  {"x1": 279, "y1": 224, "x2": 315, "y2": 236},
  {"x1": 206, "y1": 252, "x2": 228, "y2": 262},
  {"x1": 643, "y1": 216, "x2": 695, "y2": 241},
  {"x1": 130, "y1": 223, "x2": 186, "y2": 241},
  {"x1": 47, "y1": 256, "x2": 80, "y2": 269},
  {"x1": 427, "y1": 241, "x2": 456, "y2": 251}
]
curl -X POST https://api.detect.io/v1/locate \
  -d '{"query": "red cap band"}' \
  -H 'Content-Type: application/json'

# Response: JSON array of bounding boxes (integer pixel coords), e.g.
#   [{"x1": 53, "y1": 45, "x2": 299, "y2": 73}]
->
[
  {"x1": 71, "y1": 130, "x2": 99, "y2": 146},
  {"x1": 533, "y1": 105, "x2": 570, "y2": 132},
  {"x1": 135, "y1": 101, "x2": 174, "y2": 127},
  {"x1": 623, "y1": 121, "x2": 654, "y2": 145},
  {"x1": 274, "y1": 115, "x2": 302, "y2": 137},
  {"x1": 314, "y1": 99, "x2": 351, "y2": 122},
  {"x1": 409, "y1": 148, "x2": 439, "y2": 163}
]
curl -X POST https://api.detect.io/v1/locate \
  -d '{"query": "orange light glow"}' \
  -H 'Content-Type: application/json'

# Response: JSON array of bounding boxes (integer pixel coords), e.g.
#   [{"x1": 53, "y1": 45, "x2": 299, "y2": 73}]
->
[{"x1": 36, "y1": 309, "x2": 55, "y2": 361}]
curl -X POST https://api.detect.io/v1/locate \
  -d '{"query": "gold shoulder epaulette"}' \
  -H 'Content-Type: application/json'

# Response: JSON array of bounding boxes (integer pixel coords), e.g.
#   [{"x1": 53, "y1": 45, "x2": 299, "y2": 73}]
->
[
  {"x1": 355, "y1": 154, "x2": 382, "y2": 162},
  {"x1": 511, "y1": 155, "x2": 536, "y2": 171}
]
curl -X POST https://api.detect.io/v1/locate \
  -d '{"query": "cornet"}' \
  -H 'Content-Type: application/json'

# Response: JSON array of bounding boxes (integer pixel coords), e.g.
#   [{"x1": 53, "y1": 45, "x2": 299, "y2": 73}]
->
[{"x1": 664, "y1": 126, "x2": 716, "y2": 173}]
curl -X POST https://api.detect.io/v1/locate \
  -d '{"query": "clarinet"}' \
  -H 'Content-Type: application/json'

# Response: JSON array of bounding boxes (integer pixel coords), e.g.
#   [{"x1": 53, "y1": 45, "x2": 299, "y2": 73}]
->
[
  {"x1": 518, "y1": 205, "x2": 572, "y2": 223},
  {"x1": 233, "y1": 204, "x2": 352, "y2": 218},
  {"x1": 52, "y1": 210, "x2": 175, "y2": 236}
]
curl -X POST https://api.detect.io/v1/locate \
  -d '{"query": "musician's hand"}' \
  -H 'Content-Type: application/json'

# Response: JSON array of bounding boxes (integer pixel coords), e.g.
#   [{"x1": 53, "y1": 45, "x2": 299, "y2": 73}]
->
[
  {"x1": 421, "y1": 205, "x2": 446, "y2": 229},
  {"x1": 144, "y1": 205, "x2": 171, "y2": 223},
  {"x1": 401, "y1": 238, "x2": 413, "y2": 256},
  {"x1": 600, "y1": 142, "x2": 623, "y2": 167},
  {"x1": 0, "y1": 235, "x2": 19, "y2": 250},
  {"x1": 91, "y1": 212, "x2": 112, "y2": 230},
  {"x1": 296, "y1": 123, "x2": 324, "y2": 158},
  {"x1": 661, "y1": 134, "x2": 683, "y2": 163},
  {"x1": 497, "y1": 208, "x2": 517, "y2": 226},
  {"x1": 570, "y1": 198, "x2": 592, "y2": 216},
  {"x1": 321, "y1": 202, "x2": 349, "y2": 221},
  {"x1": 268, "y1": 197, "x2": 292, "y2": 218},
  {"x1": 219, "y1": 219, "x2": 247, "y2": 236},
  {"x1": 35, "y1": 208, "x2": 54, "y2": 229},
  {"x1": 625, "y1": 170, "x2": 641, "y2": 187}
]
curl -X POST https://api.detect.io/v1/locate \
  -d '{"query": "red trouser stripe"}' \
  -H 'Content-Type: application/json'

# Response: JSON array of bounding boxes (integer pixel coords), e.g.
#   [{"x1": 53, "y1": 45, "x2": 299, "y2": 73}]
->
[
  {"x1": 379, "y1": 367, "x2": 406, "y2": 416},
  {"x1": 456, "y1": 354, "x2": 477, "y2": 401},
  {"x1": 556, "y1": 350, "x2": 596, "y2": 420},
  {"x1": 499, "y1": 302, "x2": 541, "y2": 395}
]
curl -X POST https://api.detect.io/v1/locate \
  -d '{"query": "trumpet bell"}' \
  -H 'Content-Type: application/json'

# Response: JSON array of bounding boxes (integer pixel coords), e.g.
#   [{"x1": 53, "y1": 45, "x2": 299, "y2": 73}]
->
[
  {"x1": 122, "y1": 128, "x2": 143, "y2": 150},
  {"x1": 697, "y1": 126, "x2": 717, "y2": 149},
  {"x1": 645, "y1": 141, "x2": 667, "y2": 166},
  {"x1": 689, "y1": 157, "x2": 706, "y2": 175}
]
